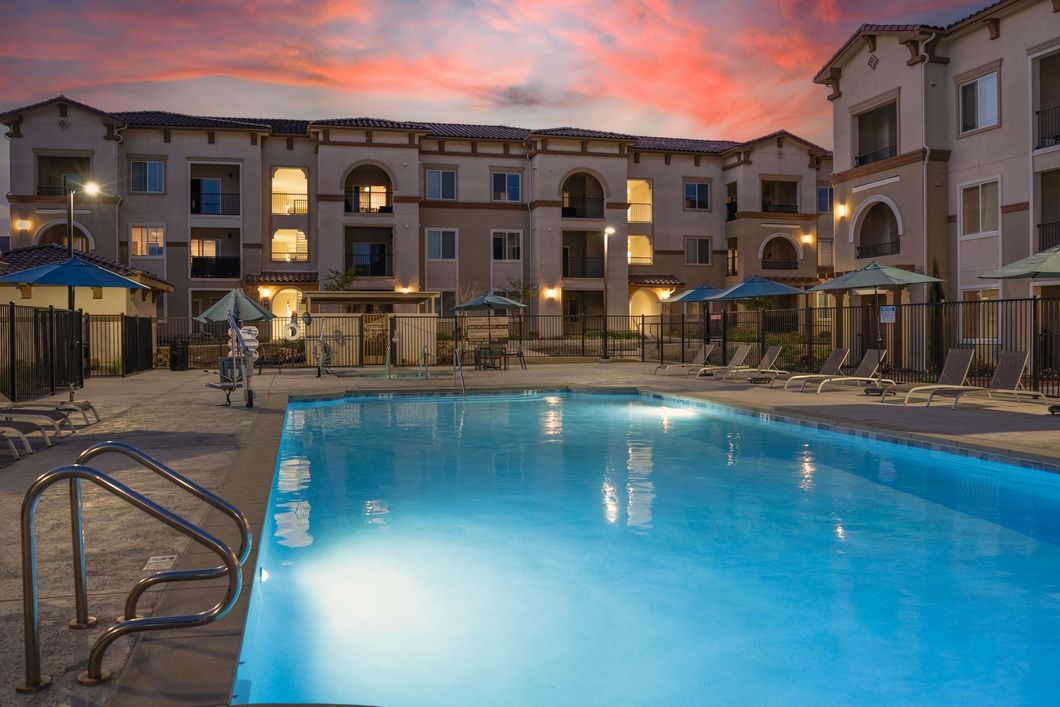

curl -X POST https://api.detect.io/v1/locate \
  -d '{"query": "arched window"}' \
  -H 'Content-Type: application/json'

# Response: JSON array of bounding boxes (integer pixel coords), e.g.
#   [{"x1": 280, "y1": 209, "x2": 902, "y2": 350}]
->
[
  {"x1": 345, "y1": 165, "x2": 392, "y2": 213},
  {"x1": 761, "y1": 236, "x2": 799, "y2": 270},
  {"x1": 35, "y1": 223, "x2": 91, "y2": 252},
  {"x1": 561, "y1": 172, "x2": 604, "y2": 218},
  {"x1": 857, "y1": 202, "x2": 900, "y2": 258}
]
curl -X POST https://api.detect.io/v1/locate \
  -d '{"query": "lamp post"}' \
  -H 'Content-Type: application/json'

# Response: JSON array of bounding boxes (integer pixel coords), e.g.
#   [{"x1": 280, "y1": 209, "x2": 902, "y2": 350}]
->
[
  {"x1": 66, "y1": 181, "x2": 100, "y2": 310},
  {"x1": 601, "y1": 226, "x2": 615, "y2": 360}
]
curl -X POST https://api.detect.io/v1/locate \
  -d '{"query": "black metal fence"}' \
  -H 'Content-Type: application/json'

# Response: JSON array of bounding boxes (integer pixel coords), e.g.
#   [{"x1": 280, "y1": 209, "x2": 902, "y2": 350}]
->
[
  {"x1": 0, "y1": 303, "x2": 84, "y2": 401},
  {"x1": 83, "y1": 315, "x2": 156, "y2": 377}
]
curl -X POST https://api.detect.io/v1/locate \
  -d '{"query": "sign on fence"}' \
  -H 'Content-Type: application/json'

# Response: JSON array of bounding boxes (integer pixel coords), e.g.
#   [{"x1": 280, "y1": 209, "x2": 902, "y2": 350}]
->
[
  {"x1": 879, "y1": 305, "x2": 896, "y2": 324},
  {"x1": 464, "y1": 315, "x2": 509, "y2": 344}
]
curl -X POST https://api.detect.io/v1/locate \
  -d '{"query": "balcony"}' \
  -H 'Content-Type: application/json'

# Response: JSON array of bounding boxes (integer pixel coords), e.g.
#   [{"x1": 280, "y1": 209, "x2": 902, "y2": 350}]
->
[
  {"x1": 627, "y1": 203, "x2": 652, "y2": 223},
  {"x1": 190, "y1": 256, "x2": 241, "y2": 278},
  {"x1": 562, "y1": 196, "x2": 604, "y2": 219},
  {"x1": 1040, "y1": 222, "x2": 1060, "y2": 252},
  {"x1": 1037, "y1": 106, "x2": 1060, "y2": 150},
  {"x1": 762, "y1": 202, "x2": 798, "y2": 214},
  {"x1": 345, "y1": 190, "x2": 393, "y2": 214},
  {"x1": 854, "y1": 144, "x2": 898, "y2": 167},
  {"x1": 563, "y1": 256, "x2": 604, "y2": 278},
  {"x1": 761, "y1": 259, "x2": 798, "y2": 270},
  {"x1": 726, "y1": 202, "x2": 738, "y2": 221},
  {"x1": 271, "y1": 193, "x2": 308, "y2": 215},
  {"x1": 346, "y1": 253, "x2": 393, "y2": 277},
  {"x1": 190, "y1": 193, "x2": 240, "y2": 215},
  {"x1": 856, "y1": 240, "x2": 900, "y2": 259},
  {"x1": 627, "y1": 256, "x2": 653, "y2": 266},
  {"x1": 35, "y1": 185, "x2": 68, "y2": 196}
]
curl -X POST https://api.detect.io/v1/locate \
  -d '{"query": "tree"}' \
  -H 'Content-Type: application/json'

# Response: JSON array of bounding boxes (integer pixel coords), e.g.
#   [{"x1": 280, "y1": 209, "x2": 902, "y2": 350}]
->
[{"x1": 322, "y1": 267, "x2": 358, "y2": 291}]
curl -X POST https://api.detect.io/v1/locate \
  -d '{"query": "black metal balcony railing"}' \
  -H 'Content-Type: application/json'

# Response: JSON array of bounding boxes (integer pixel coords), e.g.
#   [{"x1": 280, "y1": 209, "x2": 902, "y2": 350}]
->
[
  {"x1": 627, "y1": 256, "x2": 653, "y2": 266},
  {"x1": 854, "y1": 144, "x2": 898, "y2": 167},
  {"x1": 563, "y1": 256, "x2": 604, "y2": 278},
  {"x1": 561, "y1": 196, "x2": 605, "y2": 219},
  {"x1": 627, "y1": 203, "x2": 652, "y2": 223},
  {"x1": 726, "y1": 202, "x2": 738, "y2": 221},
  {"x1": 190, "y1": 193, "x2": 240, "y2": 215},
  {"x1": 762, "y1": 202, "x2": 799, "y2": 214},
  {"x1": 271, "y1": 193, "x2": 308, "y2": 215},
  {"x1": 35, "y1": 185, "x2": 68, "y2": 196},
  {"x1": 856, "y1": 240, "x2": 901, "y2": 259},
  {"x1": 1039, "y1": 222, "x2": 1060, "y2": 252},
  {"x1": 190, "y1": 256, "x2": 241, "y2": 278},
  {"x1": 345, "y1": 190, "x2": 393, "y2": 213},
  {"x1": 1037, "y1": 106, "x2": 1060, "y2": 150},
  {"x1": 345, "y1": 253, "x2": 393, "y2": 277},
  {"x1": 761, "y1": 259, "x2": 799, "y2": 270}
]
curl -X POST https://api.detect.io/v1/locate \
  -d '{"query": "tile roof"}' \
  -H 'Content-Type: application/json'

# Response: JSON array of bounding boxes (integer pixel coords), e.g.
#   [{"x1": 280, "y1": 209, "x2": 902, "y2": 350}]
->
[
  {"x1": 113, "y1": 111, "x2": 271, "y2": 131},
  {"x1": 629, "y1": 273, "x2": 684, "y2": 287},
  {"x1": 312, "y1": 117, "x2": 423, "y2": 130},
  {"x1": 0, "y1": 95, "x2": 122, "y2": 124},
  {"x1": 245, "y1": 271, "x2": 318, "y2": 284},
  {"x1": 218, "y1": 117, "x2": 310, "y2": 135},
  {"x1": 532, "y1": 127, "x2": 638, "y2": 140},
  {"x1": 418, "y1": 122, "x2": 531, "y2": 140},
  {"x1": 0, "y1": 244, "x2": 173, "y2": 289},
  {"x1": 634, "y1": 135, "x2": 740, "y2": 154}
]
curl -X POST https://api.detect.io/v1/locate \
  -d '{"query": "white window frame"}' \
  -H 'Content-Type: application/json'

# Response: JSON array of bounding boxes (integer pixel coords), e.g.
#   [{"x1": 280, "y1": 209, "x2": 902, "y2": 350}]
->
[
  {"x1": 426, "y1": 228, "x2": 458, "y2": 261},
  {"x1": 130, "y1": 224, "x2": 165, "y2": 258},
  {"x1": 958, "y1": 177, "x2": 1001, "y2": 240},
  {"x1": 425, "y1": 169, "x2": 456, "y2": 200},
  {"x1": 491, "y1": 229, "x2": 521, "y2": 261},
  {"x1": 684, "y1": 236, "x2": 712, "y2": 265},
  {"x1": 130, "y1": 160, "x2": 165, "y2": 193},
  {"x1": 958, "y1": 71, "x2": 999, "y2": 135},
  {"x1": 491, "y1": 172, "x2": 521, "y2": 202}
]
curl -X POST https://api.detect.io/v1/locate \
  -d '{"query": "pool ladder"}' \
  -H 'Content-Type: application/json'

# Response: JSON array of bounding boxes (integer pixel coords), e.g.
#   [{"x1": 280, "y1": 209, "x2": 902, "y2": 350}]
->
[{"x1": 17, "y1": 441, "x2": 252, "y2": 693}]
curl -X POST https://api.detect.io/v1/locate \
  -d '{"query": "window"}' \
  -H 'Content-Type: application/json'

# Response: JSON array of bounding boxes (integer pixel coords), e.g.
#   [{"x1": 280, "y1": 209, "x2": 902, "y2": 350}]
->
[
  {"x1": 960, "y1": 72, "x2": 999, "y2": 133},
  {"x1": 130, "y1": 161, "x2": 164, "y2": 193},
  {"x1": 492, "y1": 231, "x2": 520, "y2": 261},
  {"x1": 816, "y1": 186, "x2": 833, "y2": 213},
  {"x1": 426, "y1": 170, "x2": 456, "y2": 200},
  {"x1": 961, "y1": 180, "x2": 999, "y2": 236},
  {"x1": 190, "y1": 239, "x2": 218, "y2": 257},
  {"x1": 492, "y1": 173, "x2": 521, "y2": 201},
  {"x1": 685, "y1": 236, "x2": 711, "y2": 265},
  {"x1": 684, "y1": 182, "x2": 710, "y2": 210},
  {"x1": 962, "y1": 289, "x2": 999, "y2": 340},
  {"x1": 130, "y1": 226, "x2": 164, "y2": 257},
  {"x1": 427, "y1": 229, "x2": 457, "y2": 260},
  {"x1": 271, "y1": 229, "x2": 308, "y2": 262}
]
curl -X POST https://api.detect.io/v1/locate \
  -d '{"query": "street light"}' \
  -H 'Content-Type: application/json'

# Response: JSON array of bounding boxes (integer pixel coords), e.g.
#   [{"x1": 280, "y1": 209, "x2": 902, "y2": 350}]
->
[
  {"x1": 67, "y1": 181, "x2": 100, "y2": 310},
  {"x1": 601, "y1": 226, "x2": 615, "y2": 360}
]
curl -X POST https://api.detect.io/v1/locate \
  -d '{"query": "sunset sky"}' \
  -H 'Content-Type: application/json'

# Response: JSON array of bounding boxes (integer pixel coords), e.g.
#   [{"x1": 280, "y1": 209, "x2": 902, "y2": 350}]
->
[{"x1": 1, "y1": 0, "x2": 985, "y2": 225}]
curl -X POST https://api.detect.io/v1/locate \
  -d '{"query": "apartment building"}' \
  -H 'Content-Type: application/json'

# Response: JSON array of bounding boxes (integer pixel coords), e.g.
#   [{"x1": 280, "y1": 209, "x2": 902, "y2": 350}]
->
[
  {"x1": 815, "y1": 0, "x2": 1060, "y2": 308},
  {"x1": 1, "y1": 96, "x2": 832, "y2": 320}
]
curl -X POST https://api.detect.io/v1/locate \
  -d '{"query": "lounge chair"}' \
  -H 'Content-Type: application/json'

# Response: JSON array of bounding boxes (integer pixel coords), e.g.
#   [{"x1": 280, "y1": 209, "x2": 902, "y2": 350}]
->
[
  {"x1": 800, "y1": 349, "x2": 892, "y2": 393},
  {"x1": 0, "y1": 419, "x2": 58, "y2": 458},
  {"x1": 654, "y1": 344, "x2": 715, "y2": 376},
  {"x1": 717, "y1": 345, "x2": 785, "y2": 381},
  {"x1": 0, "y1": 399, "x2": 76, "y2": 435},
  {"x1": 925, "y1": 350, "x2": 1048, "y2": 410},
  {"x1": 879, "y1": 348, "x2": 975, "y2": 404},
  {"x1": 693, "y1": 344, "x2": 752, "y2": 378},
  {"x1": 769, "y1": 348, "x2": 850, "y2": 389},
  {"x1": 0, "y1": 391, "x2": 98, "y2": 425}
]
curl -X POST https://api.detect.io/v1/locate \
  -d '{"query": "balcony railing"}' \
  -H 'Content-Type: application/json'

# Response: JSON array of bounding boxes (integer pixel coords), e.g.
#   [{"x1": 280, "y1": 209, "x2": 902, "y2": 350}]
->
[
  {"x1": 271, "y1": 193, "x2": 308, "y2": 215},
  {"x1": 762, "y1": 202, "x2": 798, "y2": 214},
  {"x1": 726, "y1": 202, "x2": 738, "y2": 221},
  {"x1": 345, "y1": 253, "x2": 393, "y2": 277},
  {"x1": 854, "y1": 144, "x2": 898, "y2": 167},
  {"x1": 856, "y1": 240, "x2": 900, "y2": 259},
  {"x1": 761, "y1": 259, "x2": 799, "y2": 270},
  {"x1": 627, "y1": 255, "x2": 653, "y2": 266},
  {"x1": 1039, "y1": 222, "x2": 1060, "y2": 252},
  {"x1": 34, "y1": 185, "x2": 68, "y2": 196},
  {"x1": 190, "y1": 193, "x2": 240, "y2": 215},
  {"x1": 1037, "y1": 106, "x2": 1060, "y2": 150},
  {"x1": 345, "y1": 190, "x2": 393, "y2": 214},
  {"x1": 563, "y1": 256, "x2": 604, "y2": 278},
  {"x1": 561, "y1": 196, "x2": 604, "y2": 219},
  {"x1": 627, "y1": 202, "x2": 652, "y2": 223},
  {"x1": 190, "y1": 256, "x2": 241, "y2": 278}
]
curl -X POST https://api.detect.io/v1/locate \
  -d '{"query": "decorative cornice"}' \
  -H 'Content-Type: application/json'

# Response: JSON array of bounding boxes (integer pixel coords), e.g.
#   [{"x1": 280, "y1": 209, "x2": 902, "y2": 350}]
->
[
  {"x1": 823, "y1": 68, "x2": 842, "y2": 101},
  {"x1": 831, "y1": 148, "x2": 939, "y2": 184},
  {"x1": 419, "y1": 201, "x2": 525, "y2": 210},
  {"x1": 1001, "y1": 201, "x2": 1029, "y2": 214},
  {"x1": 732, "y1": 211, "x2": 817, "y2": 222}
]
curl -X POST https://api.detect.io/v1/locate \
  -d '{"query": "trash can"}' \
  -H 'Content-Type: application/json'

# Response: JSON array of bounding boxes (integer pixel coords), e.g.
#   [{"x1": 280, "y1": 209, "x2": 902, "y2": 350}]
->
[{"x1": 169, "y1": 338, "x2": 189, "y2": 371}]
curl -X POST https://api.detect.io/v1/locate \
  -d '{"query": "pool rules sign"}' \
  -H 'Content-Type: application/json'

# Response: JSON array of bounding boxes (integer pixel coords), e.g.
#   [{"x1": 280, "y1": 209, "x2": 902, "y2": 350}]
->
[{"x1": 879, "y1": 305, "x2": 896, "y2": 324}]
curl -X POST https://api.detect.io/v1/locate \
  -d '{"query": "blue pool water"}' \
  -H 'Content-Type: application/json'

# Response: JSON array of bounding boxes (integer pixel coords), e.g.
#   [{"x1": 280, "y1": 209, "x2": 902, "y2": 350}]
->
[{"x1": 233, "y1": 392, "x2": 1060, "y2": 705}]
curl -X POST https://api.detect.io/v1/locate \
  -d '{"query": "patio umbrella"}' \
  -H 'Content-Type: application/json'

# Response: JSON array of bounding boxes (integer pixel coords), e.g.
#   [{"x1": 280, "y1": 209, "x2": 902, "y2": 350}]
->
[
  {"x1": 980, "y1": 245, "x2": 1060, "y2": 279},
  {"x1": 707, "y1": 275, "x2": 804, "y2": 301},
  {"x1": 669, "y1": 285, "x2": 722, "y2": 303},
  {"x1": 195, "y1": 288, "x2": 274, "y2": 323},
  {"x1": 453, "y1": 292, "x2": 526, "y2": 350},
  {"x1": 809, "y1": 262, "x2": 943, "y2": 387},
  {"x1": 0, "y1": 256, "x2": 149, "y2": 290}
]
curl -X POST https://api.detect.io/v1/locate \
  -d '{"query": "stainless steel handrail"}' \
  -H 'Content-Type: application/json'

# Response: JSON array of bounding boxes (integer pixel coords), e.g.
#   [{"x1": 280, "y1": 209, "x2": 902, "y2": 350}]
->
[
  {"x1": 19, "y1": 465, "x2": 241, "y2": 693},
  {"x1": 71, "y1": 441, "x2": 252, "y2": 623},
  {"x1": 455, "y1": 348, "x2": 467, "y2": 398}
]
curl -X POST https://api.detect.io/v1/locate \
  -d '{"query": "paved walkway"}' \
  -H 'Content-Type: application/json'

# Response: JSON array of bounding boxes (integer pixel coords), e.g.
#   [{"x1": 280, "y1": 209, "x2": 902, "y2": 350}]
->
[{"x1": 1, "y1": 363, "x2": 1057, "y2": 705}]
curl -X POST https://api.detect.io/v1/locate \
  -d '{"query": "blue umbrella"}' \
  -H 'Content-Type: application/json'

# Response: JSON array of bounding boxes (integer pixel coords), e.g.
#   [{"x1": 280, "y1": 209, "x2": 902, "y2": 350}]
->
[
  {"x1": 0, "y1": 256, "x2": 148, "y2": 289},
  {"x1": 708, "y1": 275, "x2": 804, "y2": 301},
  {"x1": 669, "y1": 285, "x2": 722, "y2": 303}
]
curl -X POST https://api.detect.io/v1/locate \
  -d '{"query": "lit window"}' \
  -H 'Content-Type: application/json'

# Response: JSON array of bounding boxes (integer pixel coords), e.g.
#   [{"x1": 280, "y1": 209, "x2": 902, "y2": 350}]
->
[
  {"x1": 426, "y1": 170, "x2": 456, "y2": 200},
  {"x1": 271, "y1": 229, "x2": 308, "y2": 262},
  {"x1": 130, "y1": 226, "x2": 164, "y2": 257},
  {"x1": 190, "y1": 239, "x2": 218, "y2": 257},
  {"x1": 960, "y1": 72, "x2": 999, "y2": 133},
  {"x1": 492, "y1": 173, "x2": 521, "y2": 201},
  {"x1": 816, "y1": 186, "x2": 833, "y2": 213},
  {"x1": 427, "y1": 229, "x2": 457, "y2": 260},
  {"x1": 961, "y1": 180, "x2": 999, "y2": 236},
  {"x1": 684, "y1": 182, "x2": 710, "y2": 210},
  {"x1": 492, "y1": 231, "x2": 520, "y2": 261},
  {"x1": 684, "y1": 236, "x2": 711, "y2": 265},
  {"x1": 130, "y1": 161, "x2": 164, "y2": 193}
]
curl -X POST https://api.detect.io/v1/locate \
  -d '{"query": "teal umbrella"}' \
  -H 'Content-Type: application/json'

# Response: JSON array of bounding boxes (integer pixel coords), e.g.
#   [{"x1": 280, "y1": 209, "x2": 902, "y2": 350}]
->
[
  {"x1": 980, "y1": 245, "x2": 1060, "y2": 279},
  {"x1": 0, "y1": 256, "x2": 148, "y2": 289},
  {"x1": 669, "y1": 285, "x2": 722, "y2": 303},
  {"x1": 453, "y1": 292, "x2": 527, "y2": 311},
  {"x1": 195, "y1": 289, "x2": 274, "y2": 323},
  {"x1": 708, "y1": 275, "x2": 803, "y2": 301}
]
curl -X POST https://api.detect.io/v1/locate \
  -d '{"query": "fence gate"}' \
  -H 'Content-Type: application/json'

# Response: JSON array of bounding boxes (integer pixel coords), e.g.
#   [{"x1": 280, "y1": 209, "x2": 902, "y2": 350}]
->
[
  {"x1": 362, "y1": 313, "x2": 389, "y2": 365},
  {"x1": 122, "y1": 316, "x2": 154, "y2": 375}
]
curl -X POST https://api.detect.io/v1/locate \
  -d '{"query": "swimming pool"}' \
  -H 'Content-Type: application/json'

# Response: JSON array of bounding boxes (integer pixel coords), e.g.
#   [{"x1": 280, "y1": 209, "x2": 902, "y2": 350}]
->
[{"x1": 232, "y1": 392, "x2": 1060, "y2": 705}]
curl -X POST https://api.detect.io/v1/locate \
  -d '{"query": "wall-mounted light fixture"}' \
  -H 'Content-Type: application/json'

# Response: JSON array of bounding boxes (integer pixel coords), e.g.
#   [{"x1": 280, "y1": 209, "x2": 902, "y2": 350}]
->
[
  {"x1": 15, "y1": 219, "x2": 31, "y2": 232},
  {"x1": 544, "y1": 287, "x2": 559, "y2": 300},
  {"x1": 801, "y1": 233, "x2": 813, "y2": 245},
  {"x1": 836, "y1": 203, "x2": 847, "y2": 218}
]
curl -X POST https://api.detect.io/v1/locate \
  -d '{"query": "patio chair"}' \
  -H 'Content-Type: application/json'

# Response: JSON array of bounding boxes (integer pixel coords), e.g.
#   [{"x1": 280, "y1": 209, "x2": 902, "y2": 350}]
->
[
  {"x1": 693, "y1": 344, "x2": 752, "y2": 378},
  {"x1": 0, "y1": 419, "x2": 59, "y2": 459},
  {"x1": 716, "y1": 345, "x2": 785, "y2": 381},
  {"x1": 0, "y1": 391, "x2": 99, "y2": 425},
  {"x1": 769, "y1": 348, "x2": 850, "y2": 389},
  {"x1": 654, "y1": 344, "x2": 714, "y2": 376},
  {"x1": 0, "y1": 396, "x2": 77, "y2": 434},
  {"x1": 798, "y1": 349, "x2": 891, "y2": 393},
  {"x1": 925, "y1": 350, "x2": 1048, "y2": 410},
  {"x1": 878, "y1": 348, "x2": 975, "y2": 404}
]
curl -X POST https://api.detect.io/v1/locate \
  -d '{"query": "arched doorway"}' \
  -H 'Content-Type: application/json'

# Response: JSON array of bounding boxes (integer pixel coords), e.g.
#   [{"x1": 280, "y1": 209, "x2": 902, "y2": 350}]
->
[
  {"x1": 561, "y1": 172, "x2": 605, "y2": 218},
  {"x1": 34, "y1": 222, "x2": 92, "y2": 252},
  {"x1": 270, "y1": 288, "x2": 302, "y2": 339},
  {"x1": 629, "y1": 288, "x2": 660, "y2": 318}
]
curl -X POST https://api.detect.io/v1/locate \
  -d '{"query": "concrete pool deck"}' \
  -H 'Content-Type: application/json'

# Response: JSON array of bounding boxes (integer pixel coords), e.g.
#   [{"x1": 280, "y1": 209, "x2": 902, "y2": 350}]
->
[{"x1": 1, "y1": 363, "x2": 1058, "y2": 706}]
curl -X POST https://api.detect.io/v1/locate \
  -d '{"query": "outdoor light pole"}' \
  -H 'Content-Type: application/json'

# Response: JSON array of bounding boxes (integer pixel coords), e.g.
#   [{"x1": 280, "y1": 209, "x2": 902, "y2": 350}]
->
[
  {"x1": 601, "y1": 226, "x2": 615, "y2": 360},
  {"x1": 66, "y1": 182, "x2": 100, "y2": 310}
]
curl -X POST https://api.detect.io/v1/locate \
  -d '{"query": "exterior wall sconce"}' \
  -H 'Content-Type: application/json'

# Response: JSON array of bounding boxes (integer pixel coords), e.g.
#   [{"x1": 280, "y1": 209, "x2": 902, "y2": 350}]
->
[
  {"x1": 836, "y1": 203, "x2": 847, "y2": 218},
  {"x1": 16, "y1": 219, "x2": 32, "y2": 232},
  {"x1": 801, "y1": 233, "x2": 813, "y2": 245},
  {"x1": 544, "y1": 287, "x2": 559, "y2": 300}
]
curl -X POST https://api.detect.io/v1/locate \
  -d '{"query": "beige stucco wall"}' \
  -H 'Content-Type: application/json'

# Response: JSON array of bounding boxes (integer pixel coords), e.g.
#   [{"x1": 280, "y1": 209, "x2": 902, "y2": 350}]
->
[{"x1": 0, "y1": 284, "x2": 158, "y2": 317}]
